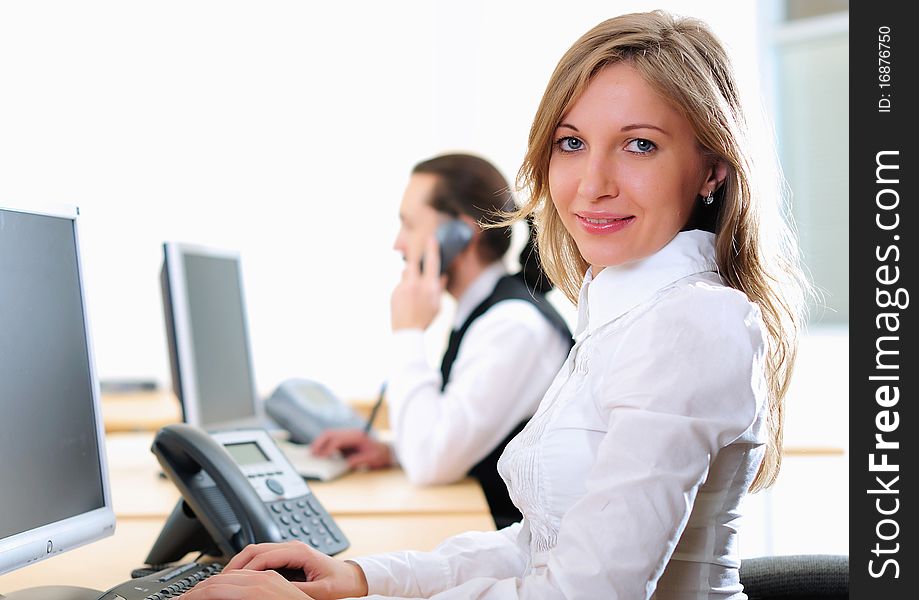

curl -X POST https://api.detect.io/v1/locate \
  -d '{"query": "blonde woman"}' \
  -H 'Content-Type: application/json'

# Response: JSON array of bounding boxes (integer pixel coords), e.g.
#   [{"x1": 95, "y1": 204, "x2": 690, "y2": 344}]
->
[{"x1": 182, "y1": 11, "x2": 807, "y2": 600}]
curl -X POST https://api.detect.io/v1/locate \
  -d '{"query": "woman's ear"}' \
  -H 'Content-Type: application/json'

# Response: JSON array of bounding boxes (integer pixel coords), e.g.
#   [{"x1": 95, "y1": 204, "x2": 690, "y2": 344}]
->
[{"x1": 700, "y1": 159, "x2": 729, "y2": 196}]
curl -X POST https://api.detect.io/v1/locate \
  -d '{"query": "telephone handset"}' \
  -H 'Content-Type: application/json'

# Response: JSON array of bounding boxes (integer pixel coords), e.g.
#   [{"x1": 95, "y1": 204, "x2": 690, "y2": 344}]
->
[
  {"x1": 145, "y1": 424, "x2": 348, "y2": 566},
  {"x1": 430, "y1": 219, "x2": 474, "y2": 275}
]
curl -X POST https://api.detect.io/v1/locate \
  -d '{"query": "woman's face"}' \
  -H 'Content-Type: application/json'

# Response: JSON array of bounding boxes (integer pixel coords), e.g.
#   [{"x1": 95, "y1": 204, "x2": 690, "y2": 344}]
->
[{"x1": 548, "y1": 62, "x2": 721, "y2": 272}]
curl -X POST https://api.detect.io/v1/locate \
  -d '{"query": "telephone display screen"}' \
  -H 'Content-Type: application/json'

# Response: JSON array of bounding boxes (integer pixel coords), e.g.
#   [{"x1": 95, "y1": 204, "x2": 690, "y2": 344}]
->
[{"x1": 225, "y1": 441, "x2": 269, "y2": 466}]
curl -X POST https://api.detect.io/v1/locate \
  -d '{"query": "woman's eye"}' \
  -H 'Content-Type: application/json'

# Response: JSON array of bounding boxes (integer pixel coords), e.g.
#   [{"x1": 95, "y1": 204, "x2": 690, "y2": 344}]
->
[
  {"x1": 625, "y1": 138, "x2": 656, "y2": 153},
  {"x1": 555, "y1": 136, "x2": 584, "y2": 152}
]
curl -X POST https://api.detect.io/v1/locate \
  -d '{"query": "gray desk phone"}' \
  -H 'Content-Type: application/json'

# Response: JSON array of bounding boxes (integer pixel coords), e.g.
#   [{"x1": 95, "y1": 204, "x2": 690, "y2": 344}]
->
[{"x1": 265, "y1": 378, "x2": 366, "y2": 444}]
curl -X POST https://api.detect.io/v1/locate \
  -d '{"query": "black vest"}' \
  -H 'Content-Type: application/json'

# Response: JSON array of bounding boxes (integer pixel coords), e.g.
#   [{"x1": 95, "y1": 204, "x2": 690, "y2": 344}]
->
[{"x1": 440, "y1": 273, "x2": 573, "y2": 529}]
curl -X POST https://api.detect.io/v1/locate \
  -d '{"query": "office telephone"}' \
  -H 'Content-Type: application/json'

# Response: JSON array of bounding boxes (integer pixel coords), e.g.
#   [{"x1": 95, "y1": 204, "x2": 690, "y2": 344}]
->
[
  {"x1": 145, "y1": 424, "x2": 349, "y2": 567},
  {"x1": 265, "y1": 378, "x2": 366, "y2": 445}
]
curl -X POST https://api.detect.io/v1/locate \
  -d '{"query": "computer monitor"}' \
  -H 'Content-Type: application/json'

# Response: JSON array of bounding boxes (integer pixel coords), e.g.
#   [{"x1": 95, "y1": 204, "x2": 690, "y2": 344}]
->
[
  {"x1": 160, "y1": 243, "x2": 265, "y2": 430},
  {"x1": 0, "y1": 204, "x2": 115, "y2": 577}
]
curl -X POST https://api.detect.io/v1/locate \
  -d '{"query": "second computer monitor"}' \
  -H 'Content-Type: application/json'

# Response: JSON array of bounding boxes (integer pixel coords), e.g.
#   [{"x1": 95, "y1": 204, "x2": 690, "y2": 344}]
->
[{"x1": 161, "y1": 242, "x2": 264, "y2": 429}]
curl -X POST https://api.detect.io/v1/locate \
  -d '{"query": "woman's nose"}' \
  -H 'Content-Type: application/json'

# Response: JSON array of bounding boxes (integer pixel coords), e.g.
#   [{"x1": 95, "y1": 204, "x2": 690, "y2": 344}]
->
[{"x1": 577, "y1": 154, "x2": 618, "y2": 202}]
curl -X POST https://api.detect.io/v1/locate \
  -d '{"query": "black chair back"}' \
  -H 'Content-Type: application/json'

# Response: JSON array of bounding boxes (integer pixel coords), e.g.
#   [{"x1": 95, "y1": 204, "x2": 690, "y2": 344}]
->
[{"x1": 740, "y1": 555, "x2": 848, "y2": 599}]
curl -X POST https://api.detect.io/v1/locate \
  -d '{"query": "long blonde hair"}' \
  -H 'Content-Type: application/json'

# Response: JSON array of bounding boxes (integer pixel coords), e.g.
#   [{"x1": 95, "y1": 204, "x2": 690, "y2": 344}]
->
[{"x1": 511, "y1": 11, "x2": 809, "y2": 491}]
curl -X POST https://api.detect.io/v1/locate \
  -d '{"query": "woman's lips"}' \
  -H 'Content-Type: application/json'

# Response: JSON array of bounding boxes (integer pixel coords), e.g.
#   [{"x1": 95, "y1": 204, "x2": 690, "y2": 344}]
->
[{"x1": 575, "y1": 213, "x2": 635, "y2": 234}]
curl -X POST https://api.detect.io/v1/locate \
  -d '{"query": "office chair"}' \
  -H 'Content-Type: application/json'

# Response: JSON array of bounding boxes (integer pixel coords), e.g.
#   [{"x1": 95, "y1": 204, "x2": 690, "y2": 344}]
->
[{"x1": 739, "y1": 554, "x2": 848, "y2": 599}]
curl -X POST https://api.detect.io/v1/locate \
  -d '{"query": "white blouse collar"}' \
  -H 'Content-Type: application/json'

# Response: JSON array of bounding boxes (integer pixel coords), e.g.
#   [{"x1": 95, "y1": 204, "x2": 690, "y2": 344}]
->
[
  {"x1": 574, "y1": 230, "x2": 718, "y2": 339},
  {"x1": 453, "y1": 261, "x2": 509, "y2": 328}
]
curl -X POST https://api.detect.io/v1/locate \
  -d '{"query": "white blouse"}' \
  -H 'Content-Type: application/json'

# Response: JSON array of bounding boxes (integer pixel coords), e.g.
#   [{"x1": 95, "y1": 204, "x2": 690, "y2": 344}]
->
[
  {"x1": 387, "y1": 262, "x2": 571, "y2": 485},
  {"x1": 352, "y1": 230, "x2": 768, "y2": 599}
]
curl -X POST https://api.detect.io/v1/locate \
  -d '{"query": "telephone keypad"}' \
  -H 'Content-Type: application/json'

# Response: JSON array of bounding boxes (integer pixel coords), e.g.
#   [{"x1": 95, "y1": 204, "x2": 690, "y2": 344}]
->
[{"x1": 269, "y1": 493, "x2": 347, "y2": 555}]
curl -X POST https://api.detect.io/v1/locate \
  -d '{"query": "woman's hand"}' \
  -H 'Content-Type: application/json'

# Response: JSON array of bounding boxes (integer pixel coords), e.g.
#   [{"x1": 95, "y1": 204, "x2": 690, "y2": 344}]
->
[
  {"x1": 180, "y1": 568, "x2": 316, "y2": 599},
  {"x1": 391, "y1": 236, "x2": 445, "y2": 331},
  {"x1": 203, "y1": 541, "x2": 369, "y2": 600}
]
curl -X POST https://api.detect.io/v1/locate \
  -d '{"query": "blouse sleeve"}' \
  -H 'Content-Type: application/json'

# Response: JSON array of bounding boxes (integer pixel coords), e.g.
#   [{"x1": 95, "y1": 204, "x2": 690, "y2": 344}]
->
[
  {"x1": 347, "y1": 521, "x2": 530, "y2": 598},
  {"x1": 353, "y1": 283, "x2": 767, "y2": 600}
]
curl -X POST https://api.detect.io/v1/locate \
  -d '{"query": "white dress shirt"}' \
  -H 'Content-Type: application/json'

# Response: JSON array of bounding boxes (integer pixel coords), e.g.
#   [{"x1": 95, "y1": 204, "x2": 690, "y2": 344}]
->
[
  {"x1": 386, "y1": 261, "x2": 572, "y2": 485},
  {"x1": 351, "y1": 231, "x2": 768, "y2": 599}
]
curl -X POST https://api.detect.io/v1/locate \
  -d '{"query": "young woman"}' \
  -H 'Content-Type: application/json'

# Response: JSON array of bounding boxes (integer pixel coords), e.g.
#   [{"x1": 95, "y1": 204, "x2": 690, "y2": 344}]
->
[{"x1": 182, "y1": 10, "x2": 808, "y2": 600}]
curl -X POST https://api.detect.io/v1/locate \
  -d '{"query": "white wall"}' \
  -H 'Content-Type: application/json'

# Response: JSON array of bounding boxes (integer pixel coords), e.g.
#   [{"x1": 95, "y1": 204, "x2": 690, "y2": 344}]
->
[
  {"x1": 0, "y1": 0, "x2": 763, "y2": 399},
  {"x1": 739, "y1": 327, "x2": 850, "y2": 557}
]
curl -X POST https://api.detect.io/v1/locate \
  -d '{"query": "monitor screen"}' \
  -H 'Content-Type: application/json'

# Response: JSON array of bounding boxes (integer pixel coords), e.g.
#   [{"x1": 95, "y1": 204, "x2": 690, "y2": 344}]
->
[
  {"x1": 0, "y1": 205, "x2": 114, "y2": 575},
  {"x1": 161, "y1": 244, "x2": 258, "y2": 428}
]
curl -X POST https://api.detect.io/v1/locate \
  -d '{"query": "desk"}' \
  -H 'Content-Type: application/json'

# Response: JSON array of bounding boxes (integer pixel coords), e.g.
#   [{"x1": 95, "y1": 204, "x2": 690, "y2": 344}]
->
[
  {"x1": 101, "y1": 391, "x2": 181, "y2": 433},
  {"x1": 784, "y1": 446, "x2": 845, "y2": 456},
  {"x1": 100, "y1": 391, "x2": 388, "y2": 433},
  {"x1": 1, "y1": 431, "x2": 492, "y2": 594},
  {"x1": 105, "y1": 433, "x2": 488, "y2": 518}
]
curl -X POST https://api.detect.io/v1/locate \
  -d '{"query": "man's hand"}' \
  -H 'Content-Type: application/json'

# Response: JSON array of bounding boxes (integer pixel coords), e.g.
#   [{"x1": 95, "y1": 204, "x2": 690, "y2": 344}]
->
[
  {"x1": 391, "y1": 236, "x2": 445, "y2": 331},
  {"x1": 311, "y1": 429, "x2": 392, "y2": 470}
]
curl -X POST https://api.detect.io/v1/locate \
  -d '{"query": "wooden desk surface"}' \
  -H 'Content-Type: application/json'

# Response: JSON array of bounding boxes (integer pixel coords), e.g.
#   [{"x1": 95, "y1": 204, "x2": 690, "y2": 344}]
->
[
  {"x1": 101, "y1": 391, "x2": 181, "y2": 432},
  {"x1": 101, "y1": 391, "x2": 387, "y2": 433},
  {"x1": 0, "y1": 513, "x2": 494, "y2": 593},
  {"x1": 105, "y1": 433, "x2": 488, "y2": 518}
]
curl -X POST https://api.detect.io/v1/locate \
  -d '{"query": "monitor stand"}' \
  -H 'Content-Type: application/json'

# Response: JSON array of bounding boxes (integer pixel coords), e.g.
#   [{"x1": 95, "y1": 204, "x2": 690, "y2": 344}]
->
[{"x1": 0, "y1": 586, "x2": 104, "y2": 600}]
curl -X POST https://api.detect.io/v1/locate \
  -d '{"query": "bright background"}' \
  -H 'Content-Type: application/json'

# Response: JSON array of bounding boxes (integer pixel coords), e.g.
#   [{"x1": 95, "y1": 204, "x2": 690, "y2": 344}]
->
[{"x1": 0, "y1": 0, "x2": 848, "y2": 558}]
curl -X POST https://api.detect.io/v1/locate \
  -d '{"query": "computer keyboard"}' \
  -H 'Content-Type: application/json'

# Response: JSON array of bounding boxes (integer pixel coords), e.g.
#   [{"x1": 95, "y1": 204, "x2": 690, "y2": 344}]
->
[{"x1": 97, "y1": 562, "x2": 223, "y2": 599}]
